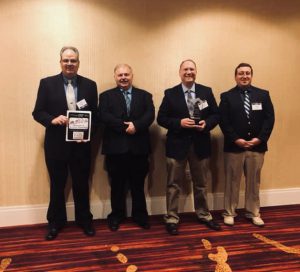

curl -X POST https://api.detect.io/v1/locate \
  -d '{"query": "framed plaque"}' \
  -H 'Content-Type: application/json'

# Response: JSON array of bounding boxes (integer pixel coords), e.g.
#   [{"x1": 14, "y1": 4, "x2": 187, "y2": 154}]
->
[{"x1": 66, "y1": 110, "x2": 91, "y2": 142}]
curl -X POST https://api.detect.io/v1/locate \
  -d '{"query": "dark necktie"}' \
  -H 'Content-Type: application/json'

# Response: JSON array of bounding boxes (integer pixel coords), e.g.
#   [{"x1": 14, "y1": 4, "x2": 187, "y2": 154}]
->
[
  {"x1": 123, "y1": 90, "x2": 131, "y2": 115},
  {"x1": 244, "y1": 90, "x2": 250, "y2": 118}
]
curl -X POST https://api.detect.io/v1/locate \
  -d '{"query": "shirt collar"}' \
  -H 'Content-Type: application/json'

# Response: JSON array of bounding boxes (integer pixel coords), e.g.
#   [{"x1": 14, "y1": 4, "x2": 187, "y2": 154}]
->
[
  {"x1": 182, "y1": 83, "x2": 195, "y2": 93},
  {"x1": 120, "y1": 86, "x2": 132, "y2": 94},
  {"x1": 238, "y1": 85, "x2": 252, "y2": 93},
  {"x1": 63, "y1": 74, "x2": 77, "y2": 85}
]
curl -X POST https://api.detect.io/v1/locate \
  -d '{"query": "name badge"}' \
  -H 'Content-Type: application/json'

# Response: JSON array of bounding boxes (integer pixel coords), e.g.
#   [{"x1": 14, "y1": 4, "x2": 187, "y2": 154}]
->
[
  {"x1": 77, "y1": 99, "x2": 88, "y2": 109},
  {"x1": 198, "y1": 100, "x2": 209, "y2": 110},
  {"x1": 252, "y1": 103, "x2": 262, "y2": 110}
]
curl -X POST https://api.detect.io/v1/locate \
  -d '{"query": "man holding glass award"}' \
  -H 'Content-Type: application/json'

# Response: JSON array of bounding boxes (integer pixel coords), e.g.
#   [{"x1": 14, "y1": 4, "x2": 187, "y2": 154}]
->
[
  {"x1": 157, "y1": 59, "x2": 220, "y2": 235},
  {"x1": 32, "y1": 46, "x2": 98, "y2": 240}
]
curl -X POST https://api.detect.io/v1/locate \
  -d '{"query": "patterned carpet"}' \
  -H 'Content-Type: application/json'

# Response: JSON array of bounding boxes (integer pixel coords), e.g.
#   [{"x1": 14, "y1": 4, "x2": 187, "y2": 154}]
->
[{"x1": 1, "y1": 204, "x2": 300, "y2": 271}]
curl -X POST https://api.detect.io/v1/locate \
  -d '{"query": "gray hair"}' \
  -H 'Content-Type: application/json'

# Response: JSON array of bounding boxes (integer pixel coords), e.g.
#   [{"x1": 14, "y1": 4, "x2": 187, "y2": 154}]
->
[
  {"x1": 60, "y1": 46, "x2": 79, "y2": 60},
  {"x1": 114, "y1": 64, "x2": 133, "y2": 73}
]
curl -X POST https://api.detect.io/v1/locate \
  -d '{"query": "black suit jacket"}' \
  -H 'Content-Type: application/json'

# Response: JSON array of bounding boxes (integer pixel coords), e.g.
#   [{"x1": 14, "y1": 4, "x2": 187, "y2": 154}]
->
[
  {"x1": 99, "y1": 87, "x2": 155, "y2": 155},
  {"x1": 32, "y1": 73, "x2": 98, "y2": 160},
  {"x1": 157, "y1": 83, "x2": 219, "y2": 160},
  {"x1": 219, "y1": 85, "x2": 275, "y2": 153}
]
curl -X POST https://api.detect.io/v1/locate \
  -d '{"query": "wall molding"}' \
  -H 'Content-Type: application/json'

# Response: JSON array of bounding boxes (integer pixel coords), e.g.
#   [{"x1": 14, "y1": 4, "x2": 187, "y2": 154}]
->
[{"x1": 1, "y1": 188, "x2": 299, "y2": 227}]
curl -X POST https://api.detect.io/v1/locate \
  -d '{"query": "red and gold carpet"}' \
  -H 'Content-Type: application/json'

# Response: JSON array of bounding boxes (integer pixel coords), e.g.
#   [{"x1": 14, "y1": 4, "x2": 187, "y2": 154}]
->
[{"x1": 0, "y1": 204, "x2": 300, "y2": 271}]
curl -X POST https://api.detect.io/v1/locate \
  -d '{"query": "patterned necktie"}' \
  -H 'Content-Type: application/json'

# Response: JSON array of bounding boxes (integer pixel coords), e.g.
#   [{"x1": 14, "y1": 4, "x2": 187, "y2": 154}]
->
[
  {"x1": 244, "y1": 90, "x2": 250, "y2": 118},
  {"x1": 66, "y1": 80, "x2": 76, "y2": 110},
  {"x1": 123, "y1": 90, "x2": 131, "y2": 115},
  {"x1": 186, "y1": 90, "x2": 194, "y2": 117}
]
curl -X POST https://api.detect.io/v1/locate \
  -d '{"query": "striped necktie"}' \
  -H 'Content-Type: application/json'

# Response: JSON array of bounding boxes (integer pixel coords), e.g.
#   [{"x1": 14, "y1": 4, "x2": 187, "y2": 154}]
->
[
  {"x1": 66, "y1": 80, "x2": 76, "y2": 110},
  {"x1": 186, "y1": 90, "x2": 194, "y2": 117},
  {"x1": 123, "y1": 90, "x2": 131, "y2": 115},
  {"x1": 244, "y1": 90, "x2": 250, "y2": 118}
]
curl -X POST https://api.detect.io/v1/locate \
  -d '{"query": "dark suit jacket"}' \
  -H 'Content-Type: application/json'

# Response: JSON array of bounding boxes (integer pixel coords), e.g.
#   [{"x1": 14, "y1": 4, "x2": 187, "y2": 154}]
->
[
  {"x1": 99, "y1": 87, "x2": 155, "y2": 155},
  {"x1": 32, "y1": 73, "x2": 98, "y2": 160},
  {"x1": 219, "y1": 85, "x2": 275, "y2": 153},
  {"x1": 157, "y1": 83, "x2": 219, "y2": 160}
]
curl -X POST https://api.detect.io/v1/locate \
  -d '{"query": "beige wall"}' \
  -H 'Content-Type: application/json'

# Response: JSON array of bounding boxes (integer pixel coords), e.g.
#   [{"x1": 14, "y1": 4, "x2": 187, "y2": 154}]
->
[{"x1": 0, "y1": 0, "x2": 299, "y2": 207}]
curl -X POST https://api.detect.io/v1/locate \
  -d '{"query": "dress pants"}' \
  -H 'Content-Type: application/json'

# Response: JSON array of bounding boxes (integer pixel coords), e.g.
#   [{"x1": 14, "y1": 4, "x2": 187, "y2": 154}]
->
[
  {"x1": 45, "y1": 155, "x2": 93, "y2": 227},
  {"x1": 164, "y1": 146, "x2": 213, "y2": 224},
  {"x1": 223, "y1": 151, "x2": 264, "y2": 218},
  {"x1": 105, "y1": 153, "x2": 149, "y2": 223}
]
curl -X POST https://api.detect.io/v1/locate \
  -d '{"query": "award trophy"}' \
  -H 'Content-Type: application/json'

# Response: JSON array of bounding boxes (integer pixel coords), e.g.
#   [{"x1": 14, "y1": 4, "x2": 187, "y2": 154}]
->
[{"x1": 190, "y1": 98, "x2": 202, "y2": 124}]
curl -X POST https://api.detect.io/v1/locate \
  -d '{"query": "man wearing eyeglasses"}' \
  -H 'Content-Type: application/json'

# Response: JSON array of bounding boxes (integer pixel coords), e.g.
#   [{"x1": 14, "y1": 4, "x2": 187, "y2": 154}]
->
[
  {"x1": 219, "y1": 63, "x2": 275, "y2": 227},
  {"x1": 32, "y1": 46, "x2": 98, "y2": 240}
]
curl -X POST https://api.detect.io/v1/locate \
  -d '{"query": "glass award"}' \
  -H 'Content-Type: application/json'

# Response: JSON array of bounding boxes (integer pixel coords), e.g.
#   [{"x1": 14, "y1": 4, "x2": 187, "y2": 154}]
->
[{"x1": 190, "y1": 98, "x2": 202, "y2": 124}]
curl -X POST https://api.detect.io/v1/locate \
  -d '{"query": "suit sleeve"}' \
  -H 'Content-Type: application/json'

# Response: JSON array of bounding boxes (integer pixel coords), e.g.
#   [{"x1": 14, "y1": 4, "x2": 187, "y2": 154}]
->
[
  {"x1": 157, "y1": 91, "x2": 182, "y2": 130},
  {"x1": 257, "y1": 91, "x2": 275, "y2": 142},
  {"x1": 219, "y1": 93, "x2": 240, "y2": 142},
  {"x1": 133, "y1": 92, "x2": 155, "y2": 131},
  {"x1": 32, "y1": 79, "x2": 55, "y2": 128},
  {"x1": 98, "y1": 92, "x2": 127, "y2": 133}
]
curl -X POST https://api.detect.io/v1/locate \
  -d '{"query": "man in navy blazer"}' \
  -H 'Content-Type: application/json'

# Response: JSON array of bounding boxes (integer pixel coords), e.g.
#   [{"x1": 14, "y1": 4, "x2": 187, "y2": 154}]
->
[
  {"x1": 157, "y1": 59, "x2": 220, "y2": 235},
  {"x1": 99, "y1": 64, "x2": 155, "y2": 231},
  {"x1": 32, "y1": 46, "x2": 98, "y2": 240},
  {"x1": 219, "y1": 63, "x2": 275, "y2": 227}
]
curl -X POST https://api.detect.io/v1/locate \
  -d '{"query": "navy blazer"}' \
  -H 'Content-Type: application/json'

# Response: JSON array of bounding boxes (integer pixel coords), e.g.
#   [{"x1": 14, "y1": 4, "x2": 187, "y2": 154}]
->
[
  {"x1": 99, "y1": 86, "x2": 155, "y2": 155},
  {"x1": 157, "y1": 83, "x2": 219, "y2": 160},
  {"x1": 219, "y1": 85, "x2": 275, "y2": 153},
  {"x1": 32, "y1": 73, "x2": 98, "y2": 159}
]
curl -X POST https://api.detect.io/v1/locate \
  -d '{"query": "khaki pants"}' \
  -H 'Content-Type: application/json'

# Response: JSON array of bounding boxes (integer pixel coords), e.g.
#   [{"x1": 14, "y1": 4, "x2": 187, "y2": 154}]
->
[
  {"x1": 223, "y1": 151, "x2": 264, "y2": 218},
  {"x1": 164, "y1": 147, "x2": 213, "y2": 224}
]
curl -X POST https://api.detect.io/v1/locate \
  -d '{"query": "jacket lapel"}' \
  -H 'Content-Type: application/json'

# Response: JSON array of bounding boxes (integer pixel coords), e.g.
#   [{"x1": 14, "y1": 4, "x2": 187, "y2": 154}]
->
[
  {"x1": 176, "y1": 85, "x2": 190, "y2": 116},
  {"x1": 115, "y1": 87, "x2": 127, "y2": 114},
  {"x1": 195, "y1": 85, "x2": 203, "y2": 100},
  {"x1": 130, "y1": 87, "x2": 138, "y2": 115},
  {"x1": 57, "y1": 73, "x2": 69, "y2": 110},
  {"x1": 249, "y1": 88, "x2": 260, "y2": 103},
  {"x1": 233, "y1": 86, "x2": 248, "y2": 118},
  {"x1": 76, "y1": 75, "x2": 83, "y2": 103}
]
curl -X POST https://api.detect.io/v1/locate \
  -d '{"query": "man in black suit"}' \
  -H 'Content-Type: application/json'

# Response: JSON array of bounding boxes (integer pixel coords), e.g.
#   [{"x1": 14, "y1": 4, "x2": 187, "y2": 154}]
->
[
  {"x1": 32, "y1": 46, "x2": 98, "y2": 240},
  {"x1": 219, "y1": 63, "x2": 275, "y2": 227},
  {"x1": 157, "y1": 59, "x2": 220, "y2": 235},
  {"x1": 99, "y1": 64, "x2": 155, "y2": 231}
]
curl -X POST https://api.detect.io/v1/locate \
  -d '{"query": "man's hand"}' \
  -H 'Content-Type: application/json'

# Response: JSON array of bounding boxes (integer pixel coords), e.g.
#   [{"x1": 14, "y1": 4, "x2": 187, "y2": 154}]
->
[
  {"x1": 180, "y1": 118, "x2": 196, "y2": 128},
  {"x1": 51, "y1": 115, "x2": 68, "y2": 125},
  {"x1": 195, "y1": 120, "x2": 206, "y2": 131},
  {"x1": 235, "y1": 137, "x2": 261, "y2": 150},
  {"x1": 235, "y1": 138, "x2": 253, "y2": 149},
  {"x1": 248, "y1": 137, "x2": 261, "y2": 146},
  {"x1": 124, "y1": 121, "x2": 136, "y2": 134}
]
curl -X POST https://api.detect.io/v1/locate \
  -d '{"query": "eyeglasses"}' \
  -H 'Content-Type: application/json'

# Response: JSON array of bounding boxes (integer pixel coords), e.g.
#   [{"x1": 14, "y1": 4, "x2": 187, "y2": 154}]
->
[{"x1": 61, "y1": 59, "x2": 78, "y2": 64}]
